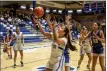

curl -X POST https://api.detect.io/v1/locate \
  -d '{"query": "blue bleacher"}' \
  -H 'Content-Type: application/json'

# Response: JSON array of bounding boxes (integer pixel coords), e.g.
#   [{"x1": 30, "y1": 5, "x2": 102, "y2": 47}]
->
[
  {"x1": 0, "y1": 24, "x2": 3, "y2": 27},
  {"x1": 1, "y1": 29, "x2": 31, "y2": 33},
  {"x1": 24, "y1": 39, "x2": 42, "y2": 43},
  {"x1": 0, "y1": 22, "x2": 42, "y2": 43},
  {"x1": 24, "y1": 36, "x2": 42, "y2": 43}
]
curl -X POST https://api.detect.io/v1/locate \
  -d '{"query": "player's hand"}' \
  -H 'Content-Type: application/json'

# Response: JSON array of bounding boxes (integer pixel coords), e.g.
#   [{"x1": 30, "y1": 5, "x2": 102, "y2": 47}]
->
[
  {"x1": 34, "y1": 19, "x2": 40, "y2": 24},
  {"x1": 46, "y1": 14, "x2": 51, "y2": 20},
  {"x1": 66, "y1": 15, "x2": 71, "y2": 21},
  {"x1": 34, "y1": 15, "x2": 38, "y2": 19},
  {"x1": 93, "y1": 32, "x2": 99, "y2": 39},
  {"x1": 51, "y1": 23, "x2": 56, "y2": 29}
]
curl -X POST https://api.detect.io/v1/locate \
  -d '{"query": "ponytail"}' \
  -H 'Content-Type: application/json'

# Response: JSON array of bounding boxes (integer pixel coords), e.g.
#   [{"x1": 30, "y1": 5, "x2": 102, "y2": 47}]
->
[
  {"x1": 66, "y1": 34, "x2": 77, "y2": 51},
  {"x1": 64, "y1": 27, "x2": 69, "y2": 37}
]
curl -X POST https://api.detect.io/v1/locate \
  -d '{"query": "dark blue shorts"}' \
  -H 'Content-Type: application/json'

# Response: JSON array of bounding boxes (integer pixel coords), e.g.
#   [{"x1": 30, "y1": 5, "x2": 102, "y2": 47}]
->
[{"x1": 92, "y1": 47, "x2": 104, "y2": 54}]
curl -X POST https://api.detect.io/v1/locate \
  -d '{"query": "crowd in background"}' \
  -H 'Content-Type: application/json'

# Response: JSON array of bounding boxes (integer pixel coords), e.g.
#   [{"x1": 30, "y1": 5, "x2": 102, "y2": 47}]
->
[{"x1": 0, "y1": 10, "x2": 79, "y2": 34}]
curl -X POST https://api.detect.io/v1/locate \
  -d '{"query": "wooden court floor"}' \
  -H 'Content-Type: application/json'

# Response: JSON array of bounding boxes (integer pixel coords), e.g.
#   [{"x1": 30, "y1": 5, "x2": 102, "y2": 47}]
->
[{"x1": 1, "y1": 40, "x2": 105, "y2": 71}]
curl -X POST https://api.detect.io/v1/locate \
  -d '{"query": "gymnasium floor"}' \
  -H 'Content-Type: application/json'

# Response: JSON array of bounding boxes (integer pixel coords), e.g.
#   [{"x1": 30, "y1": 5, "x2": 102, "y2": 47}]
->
[{"x1": 1, "y1": 39, "x2": 105, "y2": 71}]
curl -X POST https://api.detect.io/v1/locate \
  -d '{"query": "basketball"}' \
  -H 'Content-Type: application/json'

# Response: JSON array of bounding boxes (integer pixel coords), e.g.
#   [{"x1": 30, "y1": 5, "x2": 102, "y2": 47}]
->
[{"x1": 34, "y1": 7, "x2": 44, "y2": 18}]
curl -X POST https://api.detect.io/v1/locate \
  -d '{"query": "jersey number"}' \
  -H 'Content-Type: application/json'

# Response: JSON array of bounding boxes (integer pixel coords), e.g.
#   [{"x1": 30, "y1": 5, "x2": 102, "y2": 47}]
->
[{"x1": 93, "y1": 39, "x2": 98, "y2": 43}]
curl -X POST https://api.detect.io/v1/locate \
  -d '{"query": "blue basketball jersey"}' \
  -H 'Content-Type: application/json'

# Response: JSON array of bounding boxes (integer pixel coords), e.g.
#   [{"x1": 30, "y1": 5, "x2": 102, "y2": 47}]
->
[{"x1": 91, "y1": 30, "x2": 104, "y2": 54}]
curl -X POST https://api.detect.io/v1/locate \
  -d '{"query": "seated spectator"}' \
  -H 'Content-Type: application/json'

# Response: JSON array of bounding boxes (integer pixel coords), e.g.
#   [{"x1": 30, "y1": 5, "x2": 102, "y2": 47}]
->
[
  {"x1": 18, "y1": 19, "x2": 25, "y2": 27},
  {"x1": 8, "y1": 17, "x2": 12, "y2": 24}
]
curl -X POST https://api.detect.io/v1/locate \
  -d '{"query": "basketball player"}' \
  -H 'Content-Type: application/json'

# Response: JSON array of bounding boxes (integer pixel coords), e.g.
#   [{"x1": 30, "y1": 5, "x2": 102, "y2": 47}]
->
[
  {"x1": 34, "y1": 17, "x2": 69, "y2": 71},
  {"x1": 3, "y1": 29, "x2": 12, "y2": 59},
  {"x1": 77, "y1": 26, "x2": 92, "y2": 70},
  {"x1": 90, "y1": 23, "x2": 105, "y2": 71},
  {"x1": 8, "y1": 30, "x2": 13, "y2": 59},
  {"x1": 12, "y1": 27, "x2": 24, "y2": 68},
  {"x1": 46, "y1": 14, "x2": 77, "y2": 71},
  {"x1": 3, "y1": 29, "x2": 9, "y2": 57},
  {"x1": 64, "y1": 15, "x2": 77, "y2": 71}
]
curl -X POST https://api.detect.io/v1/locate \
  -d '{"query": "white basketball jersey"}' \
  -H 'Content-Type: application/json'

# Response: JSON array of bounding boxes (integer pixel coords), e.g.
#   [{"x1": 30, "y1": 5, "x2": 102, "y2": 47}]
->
[
  {"x1": 47, "y1": 33, "x2": 67, "y2": 70},
  {"x1": 51, "y1": 32, "x2": 67, "y2": 57},
  {"x1": 14, "y1": 32, "x2": 22, "y2": 43},
  {"x1": 51, "y1": 37, "x2": 67, "y2": 57},
  {"x1": 82, "y1": 38, "x2": 90, "y2": 48}
]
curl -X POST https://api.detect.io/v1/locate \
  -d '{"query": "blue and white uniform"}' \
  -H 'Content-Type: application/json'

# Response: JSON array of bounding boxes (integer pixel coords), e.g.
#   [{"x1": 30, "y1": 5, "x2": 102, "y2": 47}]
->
[
  {"x1": 91, "y1": 30, "x2": 104, "y2": 56},
  {"x1": 46, "y1": 34, "x2": 67, "y2": 71}
]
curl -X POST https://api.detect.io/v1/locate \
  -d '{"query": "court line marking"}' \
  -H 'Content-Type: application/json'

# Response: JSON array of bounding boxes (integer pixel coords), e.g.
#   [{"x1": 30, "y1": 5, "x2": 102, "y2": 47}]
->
[{"x1": 1, "y1": 58, "x2": 49, "y2": 69}]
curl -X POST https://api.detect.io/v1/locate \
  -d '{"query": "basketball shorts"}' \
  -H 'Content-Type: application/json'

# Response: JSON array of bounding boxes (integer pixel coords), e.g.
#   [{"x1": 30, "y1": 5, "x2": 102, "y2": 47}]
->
[
  {"x1": 13, "y1": 43, "x2": 23, "y2": 50},
  {"x1": 92, "y1": 47, "x2": 104, "y2": 56},
  {"x1": 80, "y1": 46, "x2": 91, "y2": 55},
  {"x1": 46, "y1": 54, "x2": 65, "y2": 71}
]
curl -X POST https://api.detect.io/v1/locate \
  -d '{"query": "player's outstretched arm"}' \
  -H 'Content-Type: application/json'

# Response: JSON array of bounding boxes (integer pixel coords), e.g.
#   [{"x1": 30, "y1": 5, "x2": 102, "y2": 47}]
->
[
  {"x1": 45, "y1": 14, "x2": 53, "y2": 31},
  {"x1": 34, "y1": 18, "x2": 51, "y2": 39},
  {"x1": 65, "y1": 15, "x2": 72, "y2": 41}
]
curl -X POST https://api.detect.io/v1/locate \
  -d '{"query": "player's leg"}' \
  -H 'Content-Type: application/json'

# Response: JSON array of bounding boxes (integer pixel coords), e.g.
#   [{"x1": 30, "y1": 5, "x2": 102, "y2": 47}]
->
[
  {"x1": 19, "y1": 50, "x2": 24, "y2": 67},
  {"x1": 91, "y1": 53, "x2": 98, "y2": 71},
  {"x1": 65, "y1": 54, "x2": 70, "y2": 71},
  {"x1": 99, "y1": 54, "x2": 105, "y2": 71},
  {"x1": 86, "y1": 48, "x2": 92, "y2": 69},
  {"x1": 86, "y1": 53, "x2": 92, "y2": 69},
  {"x1": 13, "y1": 50, "x2": 18, "y2": 68},
  {"x1": 10, "y1": 47, "x2": 12, "y2": 59},
  {"x1": 8, "y1": 46, "x2": 12, "y2": 59},
  {"x1": 77, "y1": 48, "x2": 85, "y2": 69},
  {"x1": 77, "y1": 54, "x2": 84, "y2": 68}
]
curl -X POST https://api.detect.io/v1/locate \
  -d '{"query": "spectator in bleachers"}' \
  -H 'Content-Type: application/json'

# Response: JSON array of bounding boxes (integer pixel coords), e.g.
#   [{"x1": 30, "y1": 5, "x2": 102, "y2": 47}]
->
[
  {"x1": 41, "y1": 18, "x2": 48, "y2": 30},
  {"x1": 8, "y1": 17, "x2": 12, "y2": 24},
  {"x1": 14, "y1": 17, "x2": 19, "y2": 26},
  {"x1": 17, "y1": 18, "x2": 22, "y2": 27},
  {"x1": 0, "y1": 15, "x2": 4, "y2": 22},
  {"x1": 20, "y1": 19, "x2": 25, "y2": 27}
]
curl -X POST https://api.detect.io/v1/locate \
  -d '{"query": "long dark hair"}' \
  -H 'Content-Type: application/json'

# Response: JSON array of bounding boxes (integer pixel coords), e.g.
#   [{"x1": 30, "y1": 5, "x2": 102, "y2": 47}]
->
[
  {"x1": 64, "y1": 26, "x2": 69, "y2": 37},
  {"x1": 66, "y1": 34, "x2": 77, "y2": 51},
  {"x1": 90, "y1": 22, "x2": 101, "y2": 36},
  {"x1": 96, "y1": 22, "x2": 101, "y2": 29},
  {"x1": 9, "y1": 30, "x2": 12, "y2": 35},
  {"x1": 64, "y1": 19, "x2": 77, "y2": 51},
  {"x1": 63, "y1": 26, "x2": 77, "y2": 51}
]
